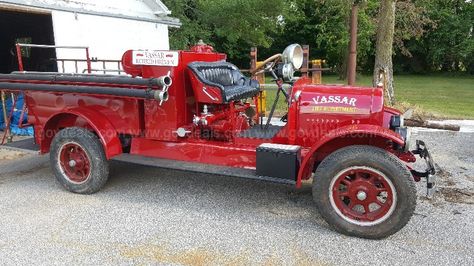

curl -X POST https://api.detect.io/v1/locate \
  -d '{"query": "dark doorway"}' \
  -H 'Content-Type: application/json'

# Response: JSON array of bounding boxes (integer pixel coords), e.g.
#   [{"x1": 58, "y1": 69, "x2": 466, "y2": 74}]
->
[{"x1": 0, "y1": 9, "x2": 57, "y2": 73}]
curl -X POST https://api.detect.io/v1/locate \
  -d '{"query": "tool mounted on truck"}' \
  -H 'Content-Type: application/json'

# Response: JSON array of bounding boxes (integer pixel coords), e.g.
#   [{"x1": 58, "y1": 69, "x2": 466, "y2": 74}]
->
[{"x1": 0, "y1": 42, "x2": 436, "y2": 239}]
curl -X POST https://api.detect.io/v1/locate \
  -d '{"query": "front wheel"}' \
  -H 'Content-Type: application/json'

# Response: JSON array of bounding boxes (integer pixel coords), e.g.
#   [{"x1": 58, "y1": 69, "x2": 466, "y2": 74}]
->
[
  {"x1": 313, "y1": 145, "x2": 416, "y2": 239},
  {"x1": 50, "y1": 127, "x2": 109, "y2": 194}
]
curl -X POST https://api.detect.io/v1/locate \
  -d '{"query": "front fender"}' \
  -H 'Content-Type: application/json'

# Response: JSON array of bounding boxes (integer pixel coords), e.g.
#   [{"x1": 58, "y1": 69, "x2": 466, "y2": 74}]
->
[
  {"x1": 296, "y1": 124, "x2": 404, "y2": 188},
  {"x1": 42, "y1": 107, "x2": 122, "y2": 159}
]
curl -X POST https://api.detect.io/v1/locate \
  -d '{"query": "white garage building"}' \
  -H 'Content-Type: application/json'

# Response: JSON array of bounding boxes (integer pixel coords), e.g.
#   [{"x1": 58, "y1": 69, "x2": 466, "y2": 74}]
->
[{"x1": 0, "y1": 0, "x2": 180, "y2": 74}]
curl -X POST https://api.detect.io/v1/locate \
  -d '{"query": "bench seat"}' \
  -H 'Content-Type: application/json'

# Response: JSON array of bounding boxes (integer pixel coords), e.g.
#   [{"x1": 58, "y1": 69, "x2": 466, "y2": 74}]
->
[{"x1": 188, "y1": 61, "x2": 259, "y2": 103}]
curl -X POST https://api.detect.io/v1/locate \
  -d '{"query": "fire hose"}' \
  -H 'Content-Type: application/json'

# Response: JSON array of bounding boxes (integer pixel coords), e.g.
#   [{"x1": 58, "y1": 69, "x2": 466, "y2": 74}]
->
[
  {"x1": 0, "y1": 74, "x2": 172, "y2": 102},
  {"x1": 3, "y1": 72, "x2": 169, "y2": 88},
  {"x1": 0, "y1": 82, "x2": 167, "y2": 101}
]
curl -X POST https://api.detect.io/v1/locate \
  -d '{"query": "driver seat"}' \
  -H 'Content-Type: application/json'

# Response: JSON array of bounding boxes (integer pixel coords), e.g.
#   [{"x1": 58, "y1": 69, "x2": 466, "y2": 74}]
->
[{"x1": 188, "y1": 61, "x2": 260, "y2": 103}]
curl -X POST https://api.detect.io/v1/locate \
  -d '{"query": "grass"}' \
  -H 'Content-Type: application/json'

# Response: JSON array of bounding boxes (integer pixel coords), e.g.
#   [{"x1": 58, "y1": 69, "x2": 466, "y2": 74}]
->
[{"x1": 264, "y1": 75, "x2": 474, "y2": 119}]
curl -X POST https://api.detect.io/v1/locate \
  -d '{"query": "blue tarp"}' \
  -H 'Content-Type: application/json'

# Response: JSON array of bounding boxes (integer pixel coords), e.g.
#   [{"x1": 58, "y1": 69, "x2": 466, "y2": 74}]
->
[{"x1": 0, "y1": 93, "x2": 34, "y2": 136}]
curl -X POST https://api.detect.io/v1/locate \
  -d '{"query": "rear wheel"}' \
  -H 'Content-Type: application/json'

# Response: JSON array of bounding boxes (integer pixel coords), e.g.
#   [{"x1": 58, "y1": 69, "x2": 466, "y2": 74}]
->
[
  {"x1": 50, "y1": 127, "x2": 109, "y2": 194},
  {"x1": 313, "y1": 145, "x2": 416, "y2": 239}
]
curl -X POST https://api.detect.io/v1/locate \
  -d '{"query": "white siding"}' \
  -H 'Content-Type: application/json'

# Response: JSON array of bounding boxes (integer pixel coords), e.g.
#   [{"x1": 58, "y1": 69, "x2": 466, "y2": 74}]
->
[
  {"x1": 0, "y1": 0, "x2": 171, "y2": 20},
  {"x1": 51, "y1": 10, "x2": 170, "y2": 73}
]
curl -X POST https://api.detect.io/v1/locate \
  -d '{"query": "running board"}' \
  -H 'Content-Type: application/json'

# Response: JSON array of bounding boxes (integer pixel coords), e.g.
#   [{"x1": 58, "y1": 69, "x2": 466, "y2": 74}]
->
[
  {"x1": 113, "y1": 154, "x2": 296, "y2": 185},
  {"x1": 2, "y1": 138, "x2": 39, "y2": 153},
  {"x1": 1, "y1": 139, "x2": 296, "y2": 185}
]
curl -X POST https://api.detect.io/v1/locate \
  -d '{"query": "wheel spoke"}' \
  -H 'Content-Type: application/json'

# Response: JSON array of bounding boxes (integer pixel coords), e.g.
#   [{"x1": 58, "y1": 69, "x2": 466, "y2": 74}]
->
[
  {"x1": 347, "y1": 200, "x2": 356, "y2": 209},
  {"x1": 341, "y1": 179, "x2": 352, "y2": 186},
  {"x1": 367, "y1": 174, "x2": 377, "y2": 183},
  {"x1": 361, "y1": 202, "x2": 370, "y2": 213},
  {"x1": 339, "y1": 191, "x2": 349, "y2": 197},
  {"x1": 354, "y1": 171, "x2": 362, "y2": 180}
]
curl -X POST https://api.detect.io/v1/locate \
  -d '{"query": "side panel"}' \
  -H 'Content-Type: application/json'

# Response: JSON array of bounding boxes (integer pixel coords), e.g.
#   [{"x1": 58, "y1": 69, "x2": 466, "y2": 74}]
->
[
  {"x1": 130, "y1": 138, "x2": 256, "y2": 169},
  {"x1": 26, "y1": 92, "x2": 142, "y2": 135},
  {"x1": 25, "y1": 92, "x2": 142, "y2": 158}
]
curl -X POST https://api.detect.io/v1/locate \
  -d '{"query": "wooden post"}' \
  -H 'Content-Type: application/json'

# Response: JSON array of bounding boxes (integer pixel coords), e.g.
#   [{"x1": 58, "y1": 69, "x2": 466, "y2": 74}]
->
[
  {"x1": 250, "y1": 47, "x2": 265, "y2": 84},
  {"x1": 250, "y1": 47, "x2": 257, "y2": 72},
  {"x1": 250, "y1": 47, "x2": 266, "y2": 120},
  {"x1": 311, "y1": 60, "x2": 323, "y2": 84},
  {"x1": 301, "y1": 45, "x2": 310, "y2": 78}
]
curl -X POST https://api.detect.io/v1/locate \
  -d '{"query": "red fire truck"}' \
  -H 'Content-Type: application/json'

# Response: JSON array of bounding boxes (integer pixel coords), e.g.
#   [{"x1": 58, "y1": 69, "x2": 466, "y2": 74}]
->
[{"x1": 0, "y1": 44, "x2": 435, "y2": 239}]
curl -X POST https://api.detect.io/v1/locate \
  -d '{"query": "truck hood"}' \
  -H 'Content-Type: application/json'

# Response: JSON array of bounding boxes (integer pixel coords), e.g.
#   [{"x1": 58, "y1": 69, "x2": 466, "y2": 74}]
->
[{"x1": 294, "y1": 83, "x2": 384, "y2": 116}]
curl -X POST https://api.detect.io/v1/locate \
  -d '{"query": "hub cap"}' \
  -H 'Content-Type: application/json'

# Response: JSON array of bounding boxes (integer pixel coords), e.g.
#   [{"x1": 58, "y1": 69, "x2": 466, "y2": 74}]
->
[
  {"x1": 329, "y1": 166, "x2": 397, "y2": 226},
  {"x1": 58, "y1": 142, "x2": 91, "y2": 184},
  {"x1": 357, "y1": 191, "x2": 367, "y2": 201}
]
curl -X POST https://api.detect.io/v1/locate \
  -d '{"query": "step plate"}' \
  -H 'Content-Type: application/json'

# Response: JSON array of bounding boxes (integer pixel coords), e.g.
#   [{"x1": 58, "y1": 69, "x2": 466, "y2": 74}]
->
[{"x1": 114, "y1": 154, "x2": 296, "y2": 185}]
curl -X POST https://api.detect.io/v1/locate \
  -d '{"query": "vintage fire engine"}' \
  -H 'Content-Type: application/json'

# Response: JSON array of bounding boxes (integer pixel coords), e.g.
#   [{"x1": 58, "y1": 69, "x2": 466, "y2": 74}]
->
[{"x1": 0, "y1": 43, "x2": 435, "y2": 239}]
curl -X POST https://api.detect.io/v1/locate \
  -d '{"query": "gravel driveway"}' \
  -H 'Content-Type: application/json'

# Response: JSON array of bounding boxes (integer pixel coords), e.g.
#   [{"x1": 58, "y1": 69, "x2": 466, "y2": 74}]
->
[{"x1": 0, "y1": 130, "x2": 472, "y2": 265}]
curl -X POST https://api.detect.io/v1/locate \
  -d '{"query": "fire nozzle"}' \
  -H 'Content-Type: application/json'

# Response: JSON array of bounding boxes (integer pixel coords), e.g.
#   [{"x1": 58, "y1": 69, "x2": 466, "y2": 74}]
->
[{"x1": 154, "y1": 74, "x2": 172, "y2": 105}]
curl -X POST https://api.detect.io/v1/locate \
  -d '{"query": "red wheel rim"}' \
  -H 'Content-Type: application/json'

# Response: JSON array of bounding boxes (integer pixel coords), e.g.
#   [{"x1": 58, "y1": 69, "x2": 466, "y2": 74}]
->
[
  {"x1": 58, "y1": 142, "x2": 91, "y2": 184},
  {"x1": 330, "y1": 166, "x2": 397, "y2": 226}
]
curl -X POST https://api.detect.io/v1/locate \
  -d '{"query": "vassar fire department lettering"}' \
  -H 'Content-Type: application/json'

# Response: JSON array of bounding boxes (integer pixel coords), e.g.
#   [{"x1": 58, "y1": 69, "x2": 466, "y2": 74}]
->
[
  {"x1": 312, "y1": 95, "x2": 357, "y2": 107},
  {"x1": 132, "y1": 51, "x2": 179, "y2": 66}
]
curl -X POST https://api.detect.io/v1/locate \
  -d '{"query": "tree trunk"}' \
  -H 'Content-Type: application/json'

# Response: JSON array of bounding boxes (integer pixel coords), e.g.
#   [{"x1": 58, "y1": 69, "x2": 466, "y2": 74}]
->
[{"x1": 373, "y1": 0, "x2": 396, "y2": 105}]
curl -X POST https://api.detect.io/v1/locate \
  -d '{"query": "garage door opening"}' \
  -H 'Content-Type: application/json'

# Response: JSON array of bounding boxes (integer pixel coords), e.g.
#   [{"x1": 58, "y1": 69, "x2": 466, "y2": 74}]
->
[{"x1": 0, "y1": 9, "x2": 57, "y2": 73}]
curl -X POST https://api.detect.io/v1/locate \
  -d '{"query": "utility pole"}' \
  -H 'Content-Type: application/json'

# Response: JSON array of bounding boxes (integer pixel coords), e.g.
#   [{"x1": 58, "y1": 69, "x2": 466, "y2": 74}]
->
[{"x1": 347, "y1": 1, "x2": 359, "y2": 86}]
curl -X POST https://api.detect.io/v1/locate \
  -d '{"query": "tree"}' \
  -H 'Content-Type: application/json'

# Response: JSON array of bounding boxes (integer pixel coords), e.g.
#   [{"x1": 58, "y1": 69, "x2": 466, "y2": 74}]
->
[
  {"x1": 162, "y1": 0, "x2": 210, "y2": 50},
  {"x1": 163, "y1": 0, "x2": 472, "y2": 75},
  {"x1": 421, "y1": 0, "x2": 474, "y2": 73},
  {"x1": 373, "y1": 0, "x2": 397, "y2": 105},
  {"x1": 162, "y1": 0, "x2": 285, "y2": 67}
]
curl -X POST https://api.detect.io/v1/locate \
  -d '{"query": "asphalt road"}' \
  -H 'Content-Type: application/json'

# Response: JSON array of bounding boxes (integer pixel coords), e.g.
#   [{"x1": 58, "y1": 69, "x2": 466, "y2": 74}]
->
[{"x1": 0, "y1": 130, "x2": 473, "y2": 265}]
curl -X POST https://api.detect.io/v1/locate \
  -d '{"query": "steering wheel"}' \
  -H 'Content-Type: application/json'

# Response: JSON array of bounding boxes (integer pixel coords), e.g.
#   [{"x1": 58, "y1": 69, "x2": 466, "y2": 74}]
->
[
  {"x1": 250, "y1": 53, "x2": 282, "y2": 76},
  {"x1": 249, "y1": 53, "x2": 287, "y2": 130}
]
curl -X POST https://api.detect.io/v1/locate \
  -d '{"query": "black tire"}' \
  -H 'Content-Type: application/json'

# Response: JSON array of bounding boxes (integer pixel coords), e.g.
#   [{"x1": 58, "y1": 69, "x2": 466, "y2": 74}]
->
[
  {"x1": 50, "y1": 127, "x2": 109, "y2": 194},
  {"x1": 313, "y1": 145, "x2": 416, "y2": 239}
]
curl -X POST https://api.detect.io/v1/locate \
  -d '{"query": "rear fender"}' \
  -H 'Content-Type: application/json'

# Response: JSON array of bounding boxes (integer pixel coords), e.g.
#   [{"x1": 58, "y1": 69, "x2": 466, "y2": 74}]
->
[
  {"x1": 40, "y1": 107, "x2": 122, "y2": 159},
  {"x1": 297, "y1": 124, "x2": 405, "y2": 188}
]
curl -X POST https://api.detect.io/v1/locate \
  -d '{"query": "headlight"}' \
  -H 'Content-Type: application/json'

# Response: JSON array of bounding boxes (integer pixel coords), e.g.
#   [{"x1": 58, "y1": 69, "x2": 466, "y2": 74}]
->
[
  {"x1": 390, "y1": 115, "x2": 404, "y2": 129},
  {"x1": 276, "y1": 63, "x2": 295, "y2": 82},
  {"x1": 282, "y1": 44, "x2": 304, "y2": 70},
  {"x1": 395, "y1": 127, "x2": 411, "y2": 151}
]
